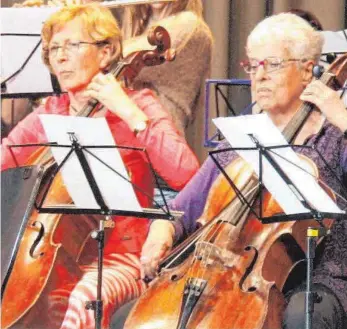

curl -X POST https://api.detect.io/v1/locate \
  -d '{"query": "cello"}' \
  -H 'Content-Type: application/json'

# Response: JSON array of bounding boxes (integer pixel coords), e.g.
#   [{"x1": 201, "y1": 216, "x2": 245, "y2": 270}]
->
[
  {"x1": 1, "y1": 25, "x2": 175, "y2": 329},
  {"x1": 124, "y1": 55, "x2": 347, "y2": 329}
]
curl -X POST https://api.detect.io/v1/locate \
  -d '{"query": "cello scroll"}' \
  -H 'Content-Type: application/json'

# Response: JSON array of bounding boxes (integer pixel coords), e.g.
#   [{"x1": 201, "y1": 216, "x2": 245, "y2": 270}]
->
[{"x1": 117, "y1": 26, "x2": 176, "y2": 84}]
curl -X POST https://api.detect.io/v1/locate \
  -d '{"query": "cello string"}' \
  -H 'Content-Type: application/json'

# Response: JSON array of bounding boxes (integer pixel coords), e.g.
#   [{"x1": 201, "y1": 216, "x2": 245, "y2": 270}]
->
[
  {"x1": 186, "y1": 142, "x2": 344, "y2": 281},
  {"x1": 178, "y1": 143, "x2": 343, "y2": 282},
  {"x1": 165, "y1": 115, "x2": 346, "y2": 278},
  {"x1": 184, "y1": 184, "x2": 259, "y2": 281},
  {"x1": 193, "y1": 185, "x2": 259, "y2": 281},
  {"x1": 283, "y1": 72, "x2": 331, "y2": 140},
  {"x1": 163, "y1": 186, "x2": 251, "y2": 270},
  {"x1": 196, "y1": 139, "x2": 347, "y2": 282},
  {"x1": 163, "y1": 221, "x2": 216, "y2": 269}
]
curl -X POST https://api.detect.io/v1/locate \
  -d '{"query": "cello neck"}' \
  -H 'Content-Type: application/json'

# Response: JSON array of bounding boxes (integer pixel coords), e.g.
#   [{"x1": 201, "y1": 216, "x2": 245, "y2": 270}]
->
[
  {"x1": 282, "y1": 61, "x2": 345, "y2": 144},
  {"x1": 76, "y1": 61, "x2": 126, "y2": 118}
]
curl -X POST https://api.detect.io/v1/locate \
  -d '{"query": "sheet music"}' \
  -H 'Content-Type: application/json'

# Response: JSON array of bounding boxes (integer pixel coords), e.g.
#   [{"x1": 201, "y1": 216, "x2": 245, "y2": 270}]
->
[
  {"x1": 213, "y1": 114, "x2": 344, "y2": 215},
  {"x1": 39, "y1": 115, "x2": 142, "y2": 212},
  {"x1": 321, "y1": 30, "x2": 347, "y2": 54},
  {"x1": 0, "y1": 3, "x2": 172, "y2": 94},
  {"x1": 1, "y1": 8, "x2": 58, "y2": 94}
]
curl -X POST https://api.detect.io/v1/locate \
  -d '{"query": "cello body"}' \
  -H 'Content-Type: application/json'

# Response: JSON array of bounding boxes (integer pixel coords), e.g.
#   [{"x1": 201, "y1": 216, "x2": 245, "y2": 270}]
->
[
  {"x1": 125, "y1": 157, "x2": 334, "y2": 329},
  {"x1": 1, "y1": 165, "x2": 99, "y2": 328}
]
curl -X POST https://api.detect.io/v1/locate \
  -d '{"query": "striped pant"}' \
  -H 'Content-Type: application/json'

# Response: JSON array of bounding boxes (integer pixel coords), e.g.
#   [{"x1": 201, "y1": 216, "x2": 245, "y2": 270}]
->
[{"x1": 48, "y1": 253, "x2": 147, "y2": 329}]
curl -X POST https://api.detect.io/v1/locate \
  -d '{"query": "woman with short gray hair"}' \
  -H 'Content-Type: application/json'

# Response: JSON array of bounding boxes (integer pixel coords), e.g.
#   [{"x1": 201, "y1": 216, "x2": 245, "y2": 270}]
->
[{"x1": 137, "y1": 13, "x2": 347, "y2": 329}]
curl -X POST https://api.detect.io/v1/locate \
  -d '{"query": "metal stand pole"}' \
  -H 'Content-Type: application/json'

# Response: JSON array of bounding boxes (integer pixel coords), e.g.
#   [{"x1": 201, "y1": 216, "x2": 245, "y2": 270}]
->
[
  {"x1": 305, "y1": 227, "x2": 327, "y2": 329},
  {"x1": 86, "y1": 216, "x2": 110, "y2": 329}
]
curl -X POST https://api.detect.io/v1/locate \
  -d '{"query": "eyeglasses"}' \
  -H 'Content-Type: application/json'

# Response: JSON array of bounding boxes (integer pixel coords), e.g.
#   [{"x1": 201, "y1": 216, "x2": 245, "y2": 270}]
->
[
  {"x1": 48, "y1": 41, "x2": 108, "y2": 58},
  {"x1": 240, "y1": 57, "x2": 307, "y2": 74}
]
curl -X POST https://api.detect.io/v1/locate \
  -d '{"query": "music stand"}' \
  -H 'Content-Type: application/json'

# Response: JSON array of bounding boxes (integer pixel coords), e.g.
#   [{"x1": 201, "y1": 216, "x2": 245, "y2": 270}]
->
[
  {"x1": 208, "y1": 143, "x2": 346, "y2": 329},
  {"x1": 211, "y1": 114, "x2": 346, "y2": 329},
  {"x1": 6, "y1": 130, "x2": 181, "y2": 329},
  {"x1": 1, "y1": 7, "x2": 61, "y2": 98},
  {"x1": 320, "y1": 29, "x2": 347, "y2": 64},
  {"x1": 204, "y1": 79, "x2": 251, "y2": 148}
]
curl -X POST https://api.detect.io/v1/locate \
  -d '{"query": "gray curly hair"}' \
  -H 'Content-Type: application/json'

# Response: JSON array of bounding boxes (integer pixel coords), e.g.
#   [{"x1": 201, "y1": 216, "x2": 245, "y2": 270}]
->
[{"x1": 246, "y1": 13, "x2": 324, "y2": 63}]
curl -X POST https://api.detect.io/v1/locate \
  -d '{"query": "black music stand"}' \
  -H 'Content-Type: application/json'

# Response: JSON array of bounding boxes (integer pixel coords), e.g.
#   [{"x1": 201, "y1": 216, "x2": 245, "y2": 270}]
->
[
  {"x1": 320, "y1": 29, "x2": 347, "y2": 65},
  {"x1": 6, "y1": 133, "x2": 179, "y2": 329},
  {"x1": 208, "y1": 138, "x2": 347, "y2": 329},
  {"x1": 204, "y1": 79, "x2": 251, "y2": 148}
]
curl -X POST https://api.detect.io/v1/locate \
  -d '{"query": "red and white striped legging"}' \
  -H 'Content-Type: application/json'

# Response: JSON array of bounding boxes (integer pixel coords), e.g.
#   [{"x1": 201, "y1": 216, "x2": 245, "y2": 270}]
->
[{"x1": 48, "y1": 253, "x2": 146, "y2": 329}]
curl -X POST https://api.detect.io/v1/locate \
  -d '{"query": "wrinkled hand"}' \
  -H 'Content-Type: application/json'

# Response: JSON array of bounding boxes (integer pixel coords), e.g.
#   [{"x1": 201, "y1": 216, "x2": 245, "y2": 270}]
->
[
  {"x1": 140, "y1": 220, "x2": 175, "y2": 280},
  {"x1": 300, "y1": 80, "x2": 347, "y2": 131},
  {"x1": 85, "y1": 72, "x2": 148, "y2": 129}
]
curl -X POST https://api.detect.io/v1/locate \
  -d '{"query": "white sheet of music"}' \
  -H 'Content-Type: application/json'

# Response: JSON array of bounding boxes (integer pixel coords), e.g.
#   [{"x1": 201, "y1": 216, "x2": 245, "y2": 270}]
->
[
  {"x1": 1, "y1": 8, "x2": 58, "y2": 94},
  {"x1": 321, "y1": 30, "x2": 347, "y2": 54},
  {"x1": 39, "y1": 114, "x2": 142, "y2": 212},
  {"x1": 213, "y1": 114, "x2": 344, "y2": 215}
]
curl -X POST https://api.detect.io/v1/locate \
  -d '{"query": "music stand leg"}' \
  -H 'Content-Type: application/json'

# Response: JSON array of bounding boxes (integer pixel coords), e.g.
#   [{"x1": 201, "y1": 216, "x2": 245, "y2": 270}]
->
[
  {"x1": 86, "y1": 216, "x2": 109, "y2": 329},
  {"x1": 305, "y1": 227, "x2": 326, "y2": 329}
]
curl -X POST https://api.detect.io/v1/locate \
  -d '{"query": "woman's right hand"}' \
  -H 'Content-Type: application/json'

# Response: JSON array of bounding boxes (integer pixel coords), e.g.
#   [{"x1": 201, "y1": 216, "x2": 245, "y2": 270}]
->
[{"x1": 140, "y1": 220, "x2": 175, "y2": 280}]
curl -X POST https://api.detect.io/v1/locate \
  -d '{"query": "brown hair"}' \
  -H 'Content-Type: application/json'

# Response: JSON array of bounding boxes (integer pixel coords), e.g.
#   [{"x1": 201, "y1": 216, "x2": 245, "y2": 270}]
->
[
  {"x1": 122, "y1": 0, "x2": 203, "y2": 39},
  {"x1": 41, "y1": 3, "x2": 122, "y2": 71}
]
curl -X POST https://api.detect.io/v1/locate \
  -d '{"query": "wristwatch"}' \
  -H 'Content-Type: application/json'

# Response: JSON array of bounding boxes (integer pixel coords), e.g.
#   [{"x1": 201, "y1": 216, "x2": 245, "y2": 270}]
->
[{"x1": 133, "y1": 120, "x2": 148, "y2": 136}]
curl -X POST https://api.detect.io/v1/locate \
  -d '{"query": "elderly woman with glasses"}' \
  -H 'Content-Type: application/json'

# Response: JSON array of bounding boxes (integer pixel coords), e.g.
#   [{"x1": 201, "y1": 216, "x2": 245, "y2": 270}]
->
[
  {"x1": 1, "y1": 3, "x2": 199, "y2": 329},
  {"x1": 139, "y1": 13, "x2": 347, "y2": 329}
]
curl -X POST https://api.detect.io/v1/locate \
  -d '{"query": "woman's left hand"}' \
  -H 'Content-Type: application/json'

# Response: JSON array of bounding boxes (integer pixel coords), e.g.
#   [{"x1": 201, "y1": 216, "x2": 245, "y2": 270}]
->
[
  {"x1": 85, "y1": 73, "x2": 125, "y2": 112},
  {"x1": 300, "y1": 80, "x2": 347, "y2": 132},
  {"x1": 85, "y1": 73, "x2": 148, "y2": 129}
]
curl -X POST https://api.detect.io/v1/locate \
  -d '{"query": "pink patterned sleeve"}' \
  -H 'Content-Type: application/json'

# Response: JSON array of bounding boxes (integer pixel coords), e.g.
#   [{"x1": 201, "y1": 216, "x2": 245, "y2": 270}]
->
[{"x1": 130, "y1": 89, "x2": 200, "y2": 190}]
